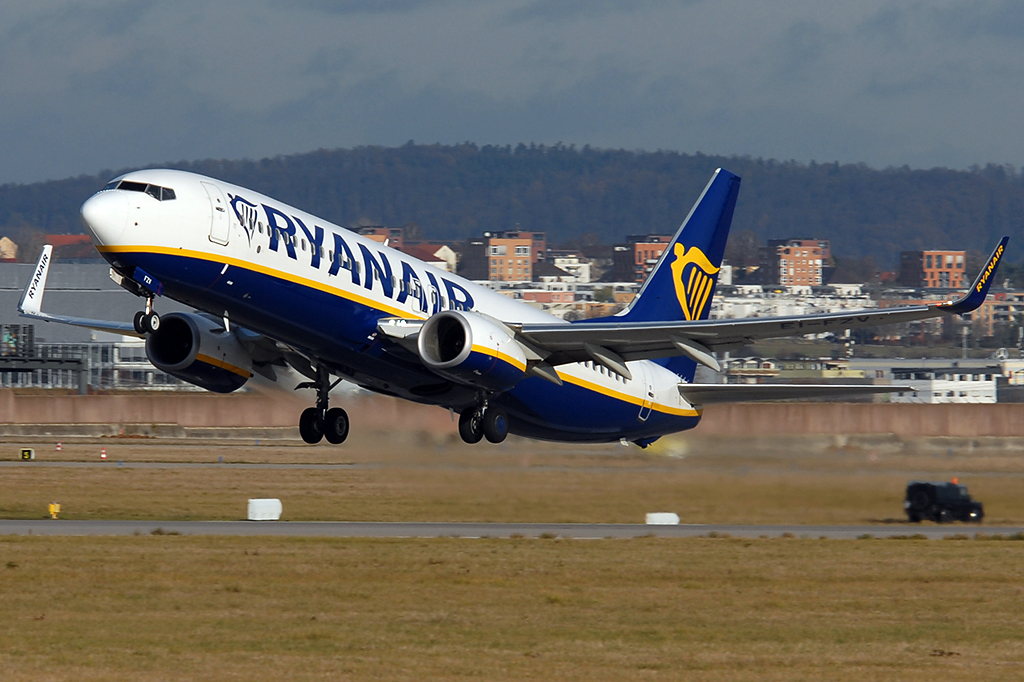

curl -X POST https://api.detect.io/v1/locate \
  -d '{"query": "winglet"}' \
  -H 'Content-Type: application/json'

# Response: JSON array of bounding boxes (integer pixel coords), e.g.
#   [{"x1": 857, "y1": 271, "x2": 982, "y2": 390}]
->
[
  {"x1": 939, "y1": 236, "x2": 1009, "y2": 314},
  {"x1": 18, "y1": 245, "x2": 53, "y2": 315}
]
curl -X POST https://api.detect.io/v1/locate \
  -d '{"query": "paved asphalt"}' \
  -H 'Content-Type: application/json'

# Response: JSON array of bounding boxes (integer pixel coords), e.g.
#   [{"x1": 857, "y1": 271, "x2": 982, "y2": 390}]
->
[{"x1": 2, "y1": 520, "x2": 1020, "y2": 539}]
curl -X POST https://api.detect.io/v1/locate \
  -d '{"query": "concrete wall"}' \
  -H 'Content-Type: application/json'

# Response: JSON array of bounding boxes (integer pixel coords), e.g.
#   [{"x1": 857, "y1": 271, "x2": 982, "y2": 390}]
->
[
  {"x1": 2, "y1": 389, "x2": 1023, "y2": 438},
  {"x1": 698, "y1": 402, "x2": 1024, "y2": 438},
  {"x1": 0, "y1": 389, "x2": 450, "y2": 433}
]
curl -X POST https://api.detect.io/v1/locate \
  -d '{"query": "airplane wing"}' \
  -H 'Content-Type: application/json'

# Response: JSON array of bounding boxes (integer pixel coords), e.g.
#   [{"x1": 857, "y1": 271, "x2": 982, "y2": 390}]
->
[
  {"x1": 20, "y1": 245, "x2": 313, "y2": 383},
  {"x1": 515, "y1": 237, "x2": 1008, "y2": 372},
  {"x1": 18, "y1": 245, "x2": 142, "y2": 337}
]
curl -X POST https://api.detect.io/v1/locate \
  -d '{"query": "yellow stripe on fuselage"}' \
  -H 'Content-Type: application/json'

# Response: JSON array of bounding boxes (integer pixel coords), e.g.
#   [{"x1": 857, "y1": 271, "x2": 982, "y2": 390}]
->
[
  {"x1": 97, "y1": 244, "x2": 425, "y2": 321},
  {"x1": 556, "y1": 371, "x2": 701, "y2": 418}
]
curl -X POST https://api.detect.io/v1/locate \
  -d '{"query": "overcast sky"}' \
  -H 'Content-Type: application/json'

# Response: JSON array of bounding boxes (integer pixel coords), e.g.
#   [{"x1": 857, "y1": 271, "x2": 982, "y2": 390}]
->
[{"x1": 1, "y1": 0, "x2": 1023, "y2": 185}]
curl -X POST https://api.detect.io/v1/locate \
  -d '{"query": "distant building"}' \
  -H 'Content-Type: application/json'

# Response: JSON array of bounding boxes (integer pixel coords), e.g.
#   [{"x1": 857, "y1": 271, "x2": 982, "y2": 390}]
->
[
  {"x1": 458, "y1": 237, "x2": 488, "y2": 280},
  {"x1": 549, "y1": 253, "x2": 591, "y2": 282},
  {"x1": 355, "y1": 226, "x2": 404, "y2": 250},
  {"x1": 48, "y1": 234, "x2": 98, "y2": 261},
  {"x1": 760, "y1": 238, "x2": 829, "y2": 286},
  {"x1": 611, "y1": 234, "x2": 673, "y2": 282},
  {"x1": 456, "y1": 230, "x2": 547, "y2": 282},
  {"x1": 487, "y1": 233, "x2": 534, "y2": 282},
  {"x1": 898, "y1": 250, "x2": 966, "y2": 288},
  {"x1": 0, "y1": 237, "x2": 17, "y2": 262},
  {"x1": 400, "y1": 243, "x2": 457, "y2": 273},
  {"x1": 890, "y1": 366, "x2": 997, "y2": 403},
  {"x1": 533, "y1": 260, "x2": 573, "y2": 282}
]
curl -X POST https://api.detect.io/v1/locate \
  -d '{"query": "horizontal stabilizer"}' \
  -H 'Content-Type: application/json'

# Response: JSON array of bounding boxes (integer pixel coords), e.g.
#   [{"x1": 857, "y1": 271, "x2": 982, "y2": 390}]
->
[{"x1": 678, "y1": 383, "x2": 910, "y2": 405}]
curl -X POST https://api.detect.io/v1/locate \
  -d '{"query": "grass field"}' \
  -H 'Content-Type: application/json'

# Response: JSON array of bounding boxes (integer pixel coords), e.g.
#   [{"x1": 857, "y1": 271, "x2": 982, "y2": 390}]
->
[
  {"x1": 3, "y1": 433, "x2": 1024, "y2": 680},
  {"x1": 1, "y1": 535, "x2": 1023, "y2": 681},
  {"x1": 3, "y1": 433, "x2": 1024, "y2": 525}
]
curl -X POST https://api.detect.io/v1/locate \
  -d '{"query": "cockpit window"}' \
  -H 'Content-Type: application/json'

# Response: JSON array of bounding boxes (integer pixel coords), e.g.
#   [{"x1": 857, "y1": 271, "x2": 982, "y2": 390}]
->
[{"x1": 111, "y1": 180, "x2": 177, "y2": 201}]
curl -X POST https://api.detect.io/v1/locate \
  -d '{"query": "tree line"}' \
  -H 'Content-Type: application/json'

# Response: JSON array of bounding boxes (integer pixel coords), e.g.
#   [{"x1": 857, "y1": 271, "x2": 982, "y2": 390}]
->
[{"x1": 2, "y1": 143, "x2": 1023, "y2": 269}]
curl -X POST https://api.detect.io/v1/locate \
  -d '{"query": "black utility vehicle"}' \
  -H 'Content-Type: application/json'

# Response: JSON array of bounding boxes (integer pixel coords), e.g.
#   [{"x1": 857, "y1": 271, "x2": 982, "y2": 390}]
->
[{"x1": 904, "y1": 481, "x2": 984, "y2": 523}]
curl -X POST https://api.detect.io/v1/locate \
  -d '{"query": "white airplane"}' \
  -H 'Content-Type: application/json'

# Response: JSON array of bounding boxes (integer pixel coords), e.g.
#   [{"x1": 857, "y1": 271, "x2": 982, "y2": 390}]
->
[{"x1": 19, "y1": 168, "x2": 1007, "y2": 446}]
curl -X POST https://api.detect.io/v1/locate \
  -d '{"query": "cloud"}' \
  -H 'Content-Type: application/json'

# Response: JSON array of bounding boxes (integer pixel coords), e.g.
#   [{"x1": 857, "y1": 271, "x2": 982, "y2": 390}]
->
[{"x1": 1, "y1": 0, "x2": 1023, "y2": 185}]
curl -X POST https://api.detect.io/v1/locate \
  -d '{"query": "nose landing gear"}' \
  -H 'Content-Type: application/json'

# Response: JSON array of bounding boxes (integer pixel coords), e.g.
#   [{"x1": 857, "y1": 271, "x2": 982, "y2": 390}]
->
[
  {"x1": 458, "y1": 400, "x2": 508, "y2": 444},
  {"x1": 297, "y1": 364, "x2": 349, "y2": 445},
  {"x1": 133, "y1": 296, "x2": 160, "y2": 334}
]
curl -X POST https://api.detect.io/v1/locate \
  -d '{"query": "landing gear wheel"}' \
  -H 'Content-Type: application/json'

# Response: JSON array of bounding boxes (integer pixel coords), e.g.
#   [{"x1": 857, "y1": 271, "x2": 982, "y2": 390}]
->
[
  {"x1": 141, "y1": 312, "x2": 160, "y2": 334},
  {"x1": 458, "y1": 408, "x2": 483, "y2": 444},
  {"x1": 482, "y1": 406, "x2": 509, "y2": 444},
  {"x1": 323, "y1": 407, "x2": 349, "y2": 445},
  {"x1": 299, "y1": 407, "x2": 324, "y2": 444},
  {"x1": 133, "y1": 311, "x2": 147, "y2": 335}
]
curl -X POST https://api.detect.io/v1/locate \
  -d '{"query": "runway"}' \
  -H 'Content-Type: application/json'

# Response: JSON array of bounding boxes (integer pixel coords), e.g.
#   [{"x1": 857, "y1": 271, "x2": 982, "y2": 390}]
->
[{"x1": 2, "y1": 520, "x2": 1019, "y2": 539}]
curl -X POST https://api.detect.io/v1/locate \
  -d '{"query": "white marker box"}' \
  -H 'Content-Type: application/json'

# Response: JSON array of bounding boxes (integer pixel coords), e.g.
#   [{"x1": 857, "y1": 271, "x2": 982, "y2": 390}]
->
[
  {"x1": 645, "y1": 512, "x2": 680, "y2": 525},
  {"x1": 247, "y1": 498, "x2": 282, "y2": 521}
]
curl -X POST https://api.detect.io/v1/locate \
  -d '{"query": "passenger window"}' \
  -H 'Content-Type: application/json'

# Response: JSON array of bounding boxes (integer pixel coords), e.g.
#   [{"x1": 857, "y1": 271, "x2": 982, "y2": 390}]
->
[
  {"x1": 301, "y1": 239, "x2": 307, "y2": 251},
  {"x1": 258, "y1": 223, "x2": 263, "y2": 234}
]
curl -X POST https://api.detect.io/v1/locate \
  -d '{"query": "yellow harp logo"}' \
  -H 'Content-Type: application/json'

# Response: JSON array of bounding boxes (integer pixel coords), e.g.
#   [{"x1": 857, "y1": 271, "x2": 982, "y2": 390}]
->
[{"x1": 670, "y1": 243, "x2": 720, "y2": 321}]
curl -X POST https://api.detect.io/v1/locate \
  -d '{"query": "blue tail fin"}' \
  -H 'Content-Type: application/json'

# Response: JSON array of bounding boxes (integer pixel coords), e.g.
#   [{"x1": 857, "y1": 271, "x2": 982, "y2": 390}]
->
[
  {"x1": 617, "y1": 168, "x2": 740, "y2": 324},
  {"x1": 594, "y1": 168, "x2": 741, "y2": 380}
]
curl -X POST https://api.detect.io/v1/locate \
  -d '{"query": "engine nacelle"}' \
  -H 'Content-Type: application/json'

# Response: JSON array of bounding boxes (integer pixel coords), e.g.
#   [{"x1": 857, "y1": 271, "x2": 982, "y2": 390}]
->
[
  {"x1": 417, "y1": 311, "x2": 528, "y2": 391},
  {"x1": 146, "y1": 312, "x2": 253, "y2": 393}
]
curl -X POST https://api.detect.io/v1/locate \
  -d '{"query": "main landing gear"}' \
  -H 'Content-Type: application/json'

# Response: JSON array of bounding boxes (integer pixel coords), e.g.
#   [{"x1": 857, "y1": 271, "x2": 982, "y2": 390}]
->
[
  {"x1": 297, "y1": 365, "x2": 349, "y2": 445},
  {"x1": 458, "y1": 400, "x2": 509, "y2": 444},
  {"x1": 133, "y1": 296, "x2": 160, "y2": 334}
]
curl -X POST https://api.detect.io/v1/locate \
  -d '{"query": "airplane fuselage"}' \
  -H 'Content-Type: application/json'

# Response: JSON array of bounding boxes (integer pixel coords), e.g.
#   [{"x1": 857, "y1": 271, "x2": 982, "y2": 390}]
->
[{"x1": 82, "y1": 169, "x2": 701, "y2": 443}]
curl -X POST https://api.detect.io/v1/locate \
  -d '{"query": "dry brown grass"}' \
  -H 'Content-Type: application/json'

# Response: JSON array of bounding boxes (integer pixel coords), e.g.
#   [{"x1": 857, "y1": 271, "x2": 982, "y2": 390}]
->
[
  {"x1": 3, "y1": 433, "x2": 1024, "y2": 525},
  {"x1": 3, "y1": 434, "x2": 1024, "y2": 680},
  {"x1": 1, "y1": 535, "x2": 1023, "y2": 681}
]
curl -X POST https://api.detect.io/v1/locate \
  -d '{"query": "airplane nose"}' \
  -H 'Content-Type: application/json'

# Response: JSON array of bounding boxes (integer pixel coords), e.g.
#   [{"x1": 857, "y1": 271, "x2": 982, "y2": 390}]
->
[{"x1": 80, "y1": 191, "x2": 128, "y2": 245}]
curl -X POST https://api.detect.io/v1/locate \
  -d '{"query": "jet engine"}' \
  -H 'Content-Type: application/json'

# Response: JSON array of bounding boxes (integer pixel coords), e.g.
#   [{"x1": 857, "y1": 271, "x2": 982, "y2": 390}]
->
[
  {"x1": 146, "y1": 312, "x2": 253, "y2": 393},
  {"x1": 417, "y1": 311, "x2": 528, "y2": 391}
]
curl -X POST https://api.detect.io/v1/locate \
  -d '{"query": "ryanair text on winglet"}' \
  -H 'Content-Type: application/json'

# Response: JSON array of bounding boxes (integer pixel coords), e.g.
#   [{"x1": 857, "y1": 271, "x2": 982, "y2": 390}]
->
[{"x1": 26, "y1": 250, "x2": 49, "y2": 303}]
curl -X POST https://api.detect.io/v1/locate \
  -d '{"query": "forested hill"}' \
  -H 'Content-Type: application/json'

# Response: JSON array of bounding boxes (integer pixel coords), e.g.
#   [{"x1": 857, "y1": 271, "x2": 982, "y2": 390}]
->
[{"x1": 2, "y1": 143, "x2": 1023, "y2": 266}]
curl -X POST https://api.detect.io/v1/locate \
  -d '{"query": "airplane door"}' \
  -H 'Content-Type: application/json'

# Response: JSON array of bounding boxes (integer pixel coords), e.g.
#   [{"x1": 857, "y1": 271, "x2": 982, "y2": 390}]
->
[
  {"x1": 202, "y1": 182, "x2": 230, "y2": 246},
  {"x1": 637, "y1": 364, "x2": 655, "y2": 422}
]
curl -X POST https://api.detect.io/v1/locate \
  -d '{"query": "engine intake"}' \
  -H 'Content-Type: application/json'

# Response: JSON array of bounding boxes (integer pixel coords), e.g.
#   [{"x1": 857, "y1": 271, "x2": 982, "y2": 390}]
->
[
  {"x1": 417, "y1": 311, "x2": 528, "y2": 391},
  {"x1": 146, "y1": 312, "x2": 252, "y2": 393}
]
